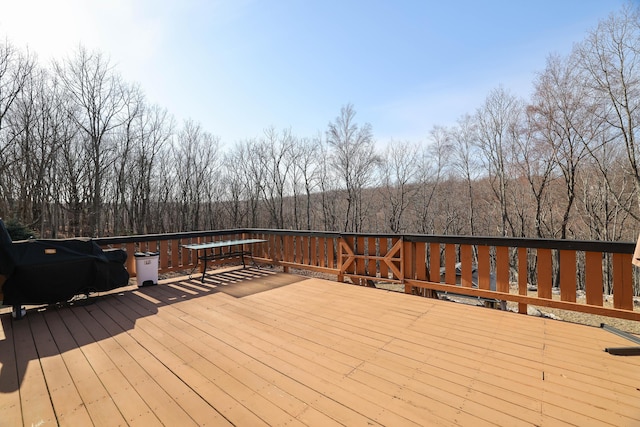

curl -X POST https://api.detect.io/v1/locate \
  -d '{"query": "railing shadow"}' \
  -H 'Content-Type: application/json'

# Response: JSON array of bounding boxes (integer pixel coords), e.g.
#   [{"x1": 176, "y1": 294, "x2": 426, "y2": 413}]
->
[{"x1": 0, "y1": 266, "x2": 301, "y2": 393}]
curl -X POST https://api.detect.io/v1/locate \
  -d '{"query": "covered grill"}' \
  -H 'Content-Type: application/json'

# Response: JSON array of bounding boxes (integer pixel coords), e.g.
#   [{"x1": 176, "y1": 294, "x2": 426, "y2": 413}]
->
[{"x1": 0, "y1": 220, "x2": 129, "y2": 319}]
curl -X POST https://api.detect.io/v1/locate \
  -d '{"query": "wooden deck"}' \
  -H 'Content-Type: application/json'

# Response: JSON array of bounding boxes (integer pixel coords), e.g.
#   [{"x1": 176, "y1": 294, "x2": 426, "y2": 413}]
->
[{"x1": 1, "y1": 267, "x2": 639, "y2": 426}]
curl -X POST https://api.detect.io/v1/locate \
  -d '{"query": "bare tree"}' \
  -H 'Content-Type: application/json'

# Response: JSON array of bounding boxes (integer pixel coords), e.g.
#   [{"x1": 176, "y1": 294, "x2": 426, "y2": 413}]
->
[
  {"x1": 172, "y1": 119, "x2": 219, "y2": 231},
  {"x1": 577, "y1": 3, "x2": 640, "y2": 217},
  {"x1": 475, "y1": 86, "x2": 523, "y2": 236},
  {"x1": 380, "y1": 140, "x2": 419, "y2": 233},
  {"x1": 42, "y1": 73, "x2": 78, "y2": 237},
  {"x1": 288, "y1": 134, "x2": 321, "y2": 230},
  {"x1": 326, "y1": 104, "x2": 380, "y2": 232},
  {"x1": 532, "y1": 53, "x2": 595, "y2": 239},
  {"x1": 124, "y1": 103, "x2": 173, "y2": 234},
  {"x1": 111, "y1": 84, "x2": 144, "y2": 234},
  {"x1": 152, "y1": 145, "x2": 177, "y2": 233},
  {"x1": 58, "y1": 132, "x2": 89, "y2": 236},
  {"x1": 221, "y1": 139, "x2": 264, "y2": 228},
  {"x1": 413, "y1": 127, "x2": 450, "y2": 234},
  {"x1": 0, "y1": 41, "x2": 35, "y2": 216},
  {"x1": 259, "y1": 127, "x2": 294, "y2": 229},
  {"x1": 580, "y1": 150, "x2": 632, "y2": 241},
  {"x1": 0, "y1": 40, "x2": 34, "y2": 135},
  {"x1": 54, "y1": 46, "x2": 128, "y2": 235},
  {"x1": 4, "y1": 66, "x2": 69, "y2": 234},
  {"x1": 317, "y1": 141, "x2": 340, "y2": 231},
  {"x1": 221, "y1": 146, "x2": 249, "y2": 228},
  {"x1": 449, "y1": 115, "x2": 482, "y2": 235},
  {"x1": 513, "y1": 106, "x2": 556, "y2": 238},
  {"x1": 242, "y1": 139, "x2": 267, "y2": 228}
]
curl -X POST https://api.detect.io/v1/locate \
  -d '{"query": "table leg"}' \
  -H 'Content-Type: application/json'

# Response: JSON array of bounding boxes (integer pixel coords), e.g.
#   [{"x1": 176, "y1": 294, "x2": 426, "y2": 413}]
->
[{"x1": 201, "y1": 249, "x2": 208, "y2": 283}]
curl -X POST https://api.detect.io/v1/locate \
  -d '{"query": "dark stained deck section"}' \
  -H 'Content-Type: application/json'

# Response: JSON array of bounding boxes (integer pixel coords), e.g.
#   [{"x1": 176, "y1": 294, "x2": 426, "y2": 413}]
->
[{"x1": 1, "y1": 267, "x2": 639, "y2": 426}]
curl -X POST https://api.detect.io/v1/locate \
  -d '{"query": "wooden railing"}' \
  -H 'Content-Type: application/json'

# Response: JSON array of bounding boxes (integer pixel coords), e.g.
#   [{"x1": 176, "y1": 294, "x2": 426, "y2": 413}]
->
[{"x1": 95, "y1": 229, "x2": 640, "y2": 321}]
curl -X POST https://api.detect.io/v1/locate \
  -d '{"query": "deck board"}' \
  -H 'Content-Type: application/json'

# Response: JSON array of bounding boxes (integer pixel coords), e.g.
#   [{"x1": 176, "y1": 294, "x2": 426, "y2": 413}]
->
[
  {"x1": 57, "y1": 307, "x2": 162, "y2": 426},
  {"x1": 1, "y1": 267, "x2": 640, "y2": 426},
  {"x1": 28, "y1": 311, "x2": 95, "y2": 426},
  {"x1": 0, "y1": 316, "x2": 21, "y2": 427},
  {"x1": 12, "y1": 313, "x2": 58, "y2": 426}
]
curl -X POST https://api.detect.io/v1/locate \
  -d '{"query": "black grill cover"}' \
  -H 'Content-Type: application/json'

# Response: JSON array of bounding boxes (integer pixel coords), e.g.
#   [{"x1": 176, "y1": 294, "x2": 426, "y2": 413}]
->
[{"x1": 0, "y1": 221, "x2": 130, "y2": 306}]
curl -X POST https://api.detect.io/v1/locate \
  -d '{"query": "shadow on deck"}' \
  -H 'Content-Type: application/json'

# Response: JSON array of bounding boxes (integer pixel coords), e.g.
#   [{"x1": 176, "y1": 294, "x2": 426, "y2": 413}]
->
[
  {"x1": 0, "y1": 266, "x2": 300, "y2": 393},
  {"x1": 1, "y1": 266, "x2": 639, "y2": 426}
]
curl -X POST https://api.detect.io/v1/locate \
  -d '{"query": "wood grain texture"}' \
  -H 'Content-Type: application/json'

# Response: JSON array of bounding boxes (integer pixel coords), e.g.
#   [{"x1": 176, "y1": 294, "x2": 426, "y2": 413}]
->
[{"x1": 1, "y1": 270, "x2": 639, "y2": 426}]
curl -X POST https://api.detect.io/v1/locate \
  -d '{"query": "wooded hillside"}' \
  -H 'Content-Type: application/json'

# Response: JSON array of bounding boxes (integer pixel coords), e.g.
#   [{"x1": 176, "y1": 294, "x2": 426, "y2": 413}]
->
[{"x1": 0, "y1": 4, "x2": 638, "y2": 241}]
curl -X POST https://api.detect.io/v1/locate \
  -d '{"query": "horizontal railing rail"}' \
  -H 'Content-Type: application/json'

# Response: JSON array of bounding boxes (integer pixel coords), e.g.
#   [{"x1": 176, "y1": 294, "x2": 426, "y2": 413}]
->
[
  {"x1": 94, "y1": 229, "x2": 640, "y2": 321},
  {"x1": 399, "y1": 234, "x2": 638, "y2": 321}
]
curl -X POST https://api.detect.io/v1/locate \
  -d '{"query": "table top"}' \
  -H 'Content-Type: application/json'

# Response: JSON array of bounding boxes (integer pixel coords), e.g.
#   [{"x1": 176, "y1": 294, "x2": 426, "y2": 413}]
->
[{"x1": 182, "y1": 238, "x2": 267, "y2": 251}]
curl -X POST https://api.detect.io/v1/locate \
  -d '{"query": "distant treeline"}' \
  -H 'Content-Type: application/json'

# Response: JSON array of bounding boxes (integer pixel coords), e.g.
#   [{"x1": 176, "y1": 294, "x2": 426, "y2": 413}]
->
[{"x1": 0, "y1": 4, "x2": 639, "y2": 241}]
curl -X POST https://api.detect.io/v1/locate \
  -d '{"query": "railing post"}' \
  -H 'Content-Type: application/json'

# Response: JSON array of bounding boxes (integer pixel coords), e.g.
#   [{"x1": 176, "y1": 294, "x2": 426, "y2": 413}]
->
[
  {"x1": 444, "y1": 244, "x2": 456, "y2": 285},
  {"x1": 538, "y1": 248, "x2": 553, "y2": 299},
  {"x1": 429, "y1": 243, "x2": 440, "y2": 282},
  {"x1": 378, "y1": 238, "x2": 388, "y2": 279},
  {"x1": 518, "y1": 247, "x2": 528, "y2": 315},
  {"x1": 477, "y1": 245, "x2": 490, "y2": 290},
  {"x1": 283, "y1": 235, "x2": 292, "y2": 273},
  {"x1": 126, "y1": 242, "x2": 136, "y2": 276},
  {"x1": 585, "y1": 251, "x2": 603, "y2": 306},
  {"x1": 337, "y1": 236, "x2": 345, "y2": 282},
  {"x1": 403, "y1": 239, "x2": 413, "y2": 294},
  {"x1": 160, "y1": 240, "x2": 169, "y2": 271},
  {"x1": 496, "y1": 246, "x2": 509, "y2": 293},
  {"x1": 559, "y1": 250, "x2": 577, "y2": 302},
  {"x1": 613, "y1": 252, "x2": 633, "y2": 310},
  {"x1": 327, "y1": 237, "x2": 335, "y2": 271},
  {"x1": 460, "y1": 244, "x2": 473, "y2": 287},
  {"x1": 415, "y1": 242, "x2": 427, "y2": 281},
  {"x1": 171, "y1": 240, "x2": 180, "y2": 271},
  {"x1": 367, "y1": 236, "x2": 377, "y2": 281}
]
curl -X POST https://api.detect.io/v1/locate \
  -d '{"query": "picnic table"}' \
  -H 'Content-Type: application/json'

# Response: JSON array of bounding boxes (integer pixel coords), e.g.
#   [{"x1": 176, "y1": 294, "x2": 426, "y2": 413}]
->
[{"x1": 182, "y1": 238, "x2": 267, "y2": 282}]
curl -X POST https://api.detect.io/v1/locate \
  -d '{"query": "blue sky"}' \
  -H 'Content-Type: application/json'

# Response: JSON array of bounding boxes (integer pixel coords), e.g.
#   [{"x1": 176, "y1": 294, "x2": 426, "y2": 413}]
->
[{"x1": 0, "y1": 0, "x2": 632, "y2": 146}]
